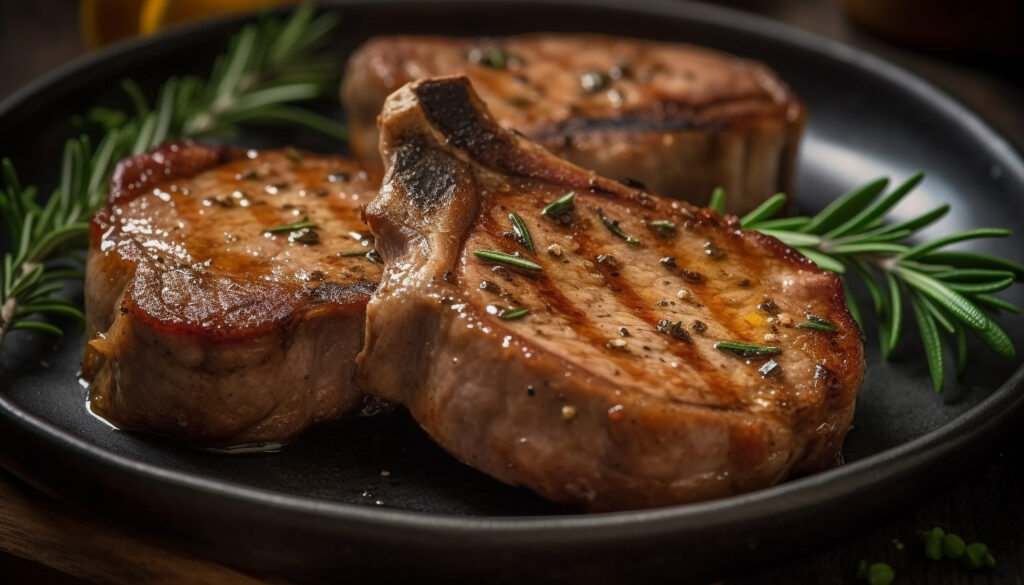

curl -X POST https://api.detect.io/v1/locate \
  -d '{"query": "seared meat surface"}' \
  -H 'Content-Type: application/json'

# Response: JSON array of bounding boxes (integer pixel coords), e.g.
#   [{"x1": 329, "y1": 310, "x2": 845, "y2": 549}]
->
[
  {"x1": 357, "y1": 77, "x2": 862, "y2": 511},
  {"x1": 83, "y1": 142, "x2": 382, "y2": 447},
  {"x1": 343, "y1": 34, "x2": 804, "y2": 214}
]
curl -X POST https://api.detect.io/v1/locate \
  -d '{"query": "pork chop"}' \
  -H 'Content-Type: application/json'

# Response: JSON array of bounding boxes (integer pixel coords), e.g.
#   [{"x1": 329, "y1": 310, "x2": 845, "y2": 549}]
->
[
  {"x1": 357, "y1": 77, "x2": 863, "y2": 511},
  {"x1": 83, "y1": 142, "x2": 383, "y2": 447},
  {"x1": 342, "y1": 34, "x2": 804, "y2": 214}
]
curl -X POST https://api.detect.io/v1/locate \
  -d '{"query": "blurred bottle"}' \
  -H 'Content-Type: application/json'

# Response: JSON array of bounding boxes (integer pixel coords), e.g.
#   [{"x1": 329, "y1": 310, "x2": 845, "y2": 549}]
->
[
  {"x1": 80, "y1": 0, "x2": 297, "y2": 49},
  {"x1": 843, "y1": 0, "x2": 1023, "y2": 57}
]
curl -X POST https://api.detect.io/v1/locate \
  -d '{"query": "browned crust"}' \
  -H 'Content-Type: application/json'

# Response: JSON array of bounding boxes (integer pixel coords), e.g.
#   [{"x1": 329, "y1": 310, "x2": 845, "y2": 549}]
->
[
  {"x1": 88, "y1": 143, "x2": 380, "y2": 342},
  {"x1": 360, "y1": 76, "x2": 864, "y2": 508}
]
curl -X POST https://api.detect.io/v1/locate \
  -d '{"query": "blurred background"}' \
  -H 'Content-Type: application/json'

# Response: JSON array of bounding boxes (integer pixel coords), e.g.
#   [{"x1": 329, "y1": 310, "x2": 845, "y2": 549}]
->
[{"x1": 1, "y1": 0, "x2": 1021, "y2": 147}]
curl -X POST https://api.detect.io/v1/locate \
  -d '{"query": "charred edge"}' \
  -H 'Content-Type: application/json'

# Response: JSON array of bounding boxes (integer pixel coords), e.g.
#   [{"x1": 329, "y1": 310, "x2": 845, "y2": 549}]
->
[
  {"x1": 390, "y1": 133, "x2": 460, "y2": 209},
  {"x1": 413, "y1": 78, "x2": 516, "y2": 171},
  {"x1": 108, "y1": 141, "x2": 242, "y2": 204}
]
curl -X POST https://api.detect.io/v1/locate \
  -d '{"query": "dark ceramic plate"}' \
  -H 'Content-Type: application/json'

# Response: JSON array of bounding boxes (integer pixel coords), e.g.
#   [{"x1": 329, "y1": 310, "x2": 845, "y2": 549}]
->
[{"x1": 1, "y1": 1, "x2": 1022, "y2": 583}]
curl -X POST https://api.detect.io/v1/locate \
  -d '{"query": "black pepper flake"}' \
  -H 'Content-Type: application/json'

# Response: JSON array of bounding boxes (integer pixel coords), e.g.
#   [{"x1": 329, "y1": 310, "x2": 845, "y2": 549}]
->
[
  {"x1": 691, "y1": 320, "x2": 707, "y2": 334},
  {"x1": 739, "y1": 279, "x2": 750, "y2": 287},
  {"x1": 480, "y1": 280, "x2": 502, "y2": 294},
  {"x1": 759, "y1": 299, "x2": 781, "y2": 315},
  {"x1": 680, "y1": 269, "x2": 704, "y2": 283},
  {"x1": 703, "y1": 241, "x2": 725, "y2": 260},
  {"x1": 236, "y1": 169, "x2": 259, "y2": 181},
  {"x1": 596, "y1": 254, "x2": 619, "y2": 268},
  {"x1": 660, "y1": 256, "x2": 677, "y2": 268},
  {"x1": 619, "y1": 327, "x2": 630, "y2": 337},
  {"x1": 619, "y1": 177, "x2": 647, "y2": 189},
  {"x1": 366, "y1": 249, "x2": 382, "y2": 263},
  {"x1": 442, "y1": 271, "x2": 455, "y2": 283},
  {"x1": 527, "y1": 386, "x2": 536, "y2": 397},
  {"x1": 327, "y1": 171, "x2": 350, "y2": 183},
  {"x1": 657, "y1": 319, "x2": 693, "y2": 343}
]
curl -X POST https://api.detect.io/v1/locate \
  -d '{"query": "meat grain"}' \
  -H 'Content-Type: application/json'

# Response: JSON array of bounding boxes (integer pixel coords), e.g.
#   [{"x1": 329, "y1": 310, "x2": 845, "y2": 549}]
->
[
  {"x1": 343, "y1": 34, "x2": 804, "y2": 214},
  {"x1": 357, "y1": 77, "x2": 862, "y2": 511},
  {"x1": 83, "y1": 142, "x2": 382, "y2": 447}
]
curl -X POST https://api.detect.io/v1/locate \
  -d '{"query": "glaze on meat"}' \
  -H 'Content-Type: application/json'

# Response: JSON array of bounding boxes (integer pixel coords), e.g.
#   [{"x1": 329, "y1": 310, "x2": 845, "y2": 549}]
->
[
  {"x1": 356, "y1": 77, "x2": 862, "y2": 511},
  {"x1": 83, "y1": 142, "x2": 382, "y2": 447},
  {"x1": 343, "y1": 34, "x2": 805, "y2": 214}
]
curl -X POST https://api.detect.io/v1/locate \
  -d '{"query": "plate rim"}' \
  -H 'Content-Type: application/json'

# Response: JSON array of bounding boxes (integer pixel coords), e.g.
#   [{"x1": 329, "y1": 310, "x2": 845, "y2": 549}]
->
[{"x1": 1, "y1": 0, "x2": 1023, "y2": 548}]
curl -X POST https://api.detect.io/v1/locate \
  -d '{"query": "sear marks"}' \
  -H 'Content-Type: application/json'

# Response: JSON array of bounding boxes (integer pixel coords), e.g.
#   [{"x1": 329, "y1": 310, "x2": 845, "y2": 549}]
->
[
  {"x1": 357, "y1": 77, "x2": 863, "y2": 511},
  {"x1": 83, "y1": 141, "x2": 383, "y2": 447},
  {"x1": 343, "y1": 34, "x2": 805, "y2": 213}
]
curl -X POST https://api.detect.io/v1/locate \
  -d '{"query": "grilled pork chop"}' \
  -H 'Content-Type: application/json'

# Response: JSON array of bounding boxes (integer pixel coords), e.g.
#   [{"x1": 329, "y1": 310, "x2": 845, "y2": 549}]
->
[
  {"x1": 83, "y1": 142, "x2": 382, "y2": 447},
  {"x1": 343, "y1": 34, "x2": 804, "y2": 214},
  {"x1": 357, "y1": 77, "x2": 863, "y2": 511}
]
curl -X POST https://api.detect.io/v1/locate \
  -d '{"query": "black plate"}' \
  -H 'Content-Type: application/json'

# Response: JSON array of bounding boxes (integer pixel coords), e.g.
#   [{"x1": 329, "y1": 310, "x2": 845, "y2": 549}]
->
[{"x1": 1, "y1": 1, "x2": 1023, "y2": 582}]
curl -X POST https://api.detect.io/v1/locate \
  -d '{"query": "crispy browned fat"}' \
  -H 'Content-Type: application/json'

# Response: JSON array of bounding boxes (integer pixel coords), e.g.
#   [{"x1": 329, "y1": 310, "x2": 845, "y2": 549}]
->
[
  {"x1": 343, "y1": 34, "x2": 805, "y2": 214},
  {"x1": 83, "y1": 142, "x2": 382, "y2": 447},
  {"x1": 357, "y1": 77, "x2": 862, "y2": 511}
]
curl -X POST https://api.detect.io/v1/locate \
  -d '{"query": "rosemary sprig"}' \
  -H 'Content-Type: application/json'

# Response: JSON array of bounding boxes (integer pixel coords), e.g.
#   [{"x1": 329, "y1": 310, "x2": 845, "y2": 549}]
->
[
  {"x1": 473, "y1": 249, "x2": 543, "y2": 272},
  {"x1": 715, "y1": 341, "x2": 782, "y2": 358},
  {"x1": 738, "y1": 172, "x2": 1021, "y2": 390},
  {"x1": 541, "y1": 191, "x2": 575, "y2": 220},
  {"x1": 597, "y1": 208, "x2": 641, "y2": 245},
  {"x1": 264, "y1": 218, "x2": 318, "y2": 233},
  {"x1": 508, "y1": 212, "x2": 535, "y2": 252},
  {"x1": 0, "y1": 3, "x2": 343, "y2": 346}
]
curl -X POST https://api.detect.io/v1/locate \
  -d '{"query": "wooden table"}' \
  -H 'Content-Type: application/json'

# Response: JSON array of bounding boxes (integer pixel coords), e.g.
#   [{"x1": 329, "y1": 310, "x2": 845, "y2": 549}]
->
[{"x1": 1, "y1": 1, "x2": 1022, "y2": 583}]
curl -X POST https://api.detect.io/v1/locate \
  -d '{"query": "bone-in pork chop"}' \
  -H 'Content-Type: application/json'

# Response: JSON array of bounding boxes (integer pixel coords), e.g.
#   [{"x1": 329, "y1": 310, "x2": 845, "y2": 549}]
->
[
  {"x1": 343, "y1": 34, "x2": 804, "y2": 214},
  {"x1": 83, "y1": 142, "x2": 382, "y2": 447},
  {"x1": 357, "y1": 77, "x2": 862, "y2": 511}
]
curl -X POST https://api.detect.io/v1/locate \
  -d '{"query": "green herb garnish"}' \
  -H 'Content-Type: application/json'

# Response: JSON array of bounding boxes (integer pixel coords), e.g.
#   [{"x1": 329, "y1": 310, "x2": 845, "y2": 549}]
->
[
  {"x1": 0, "y1": 2, "x2": 343, "y2": 346},
  {"x1": 509, "y1": 212, "x2": 535, "y2": 252},
  {"x1": 473, "y1": 250, "x2": 543, "y2": 272},
  {"x1": 264, "y1": 219, "x2": 317, "y2": 234},
  {"x1": 598, "y1": 208, "x2": 640, "y2": 245},
  {"x1": 541, "y1": 191, "x2": 575, "y2": 221},
  {"x1": 467, "y1": 47, "x2": 520, "y2": 69},
  {"x1": 855, "y1": 561, "x2": 895, "y2": 585},
  {"x1": 708, "y1": 187, "x2": 726, "y2": 215},
  {"x1": 714, "y1": 341, "x2": 781, "y2": 358},
  {"x1": 797, "y1": 321, "x2": 837, "y2": 332},
  {"x1": 736, "y1": 173, "x2": 1021, "y2": 391},
  {"x1": 499, "y1": 308, "x2": 530, "y2": 320},
  {"x1": 647, "y1": 220, "x2": 677, "y2": 237}
]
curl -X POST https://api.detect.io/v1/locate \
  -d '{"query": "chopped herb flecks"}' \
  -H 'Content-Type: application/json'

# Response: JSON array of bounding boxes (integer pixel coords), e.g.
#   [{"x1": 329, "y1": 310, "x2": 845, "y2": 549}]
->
[
  {"x1": 797, "y1": 321, "x2": 838, "y2": 332},
  {"x1": 542, "y1": 191, "x2": 576, "y2": 221},
  {"x1": 647, "y1": 220, "x2": 677, "y2": 238},
  {"x1": 473, "y1": 249, "x2": 543, "y2": 272},
  {"x1": 468, "y1": 47, "x2": 521, "y2": 69},
  {"x1": 264, "y1": 218, "x2": 317, "y2": 233},
  {"x1": 499, "y1": 307, "x2": 530, "y2": 320},
  {"x1": 801, "y1": 313, "x2": 838, "y2": 331},
  {"x1": 714, "y1": 341, "x2": 781, "y2": 358},
  {"x1": 598, "y1": 208, "x2": 641, "y2": 245},
  {"x1": 509, "y1": 212, "x2": 535, "y2": 252}
]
